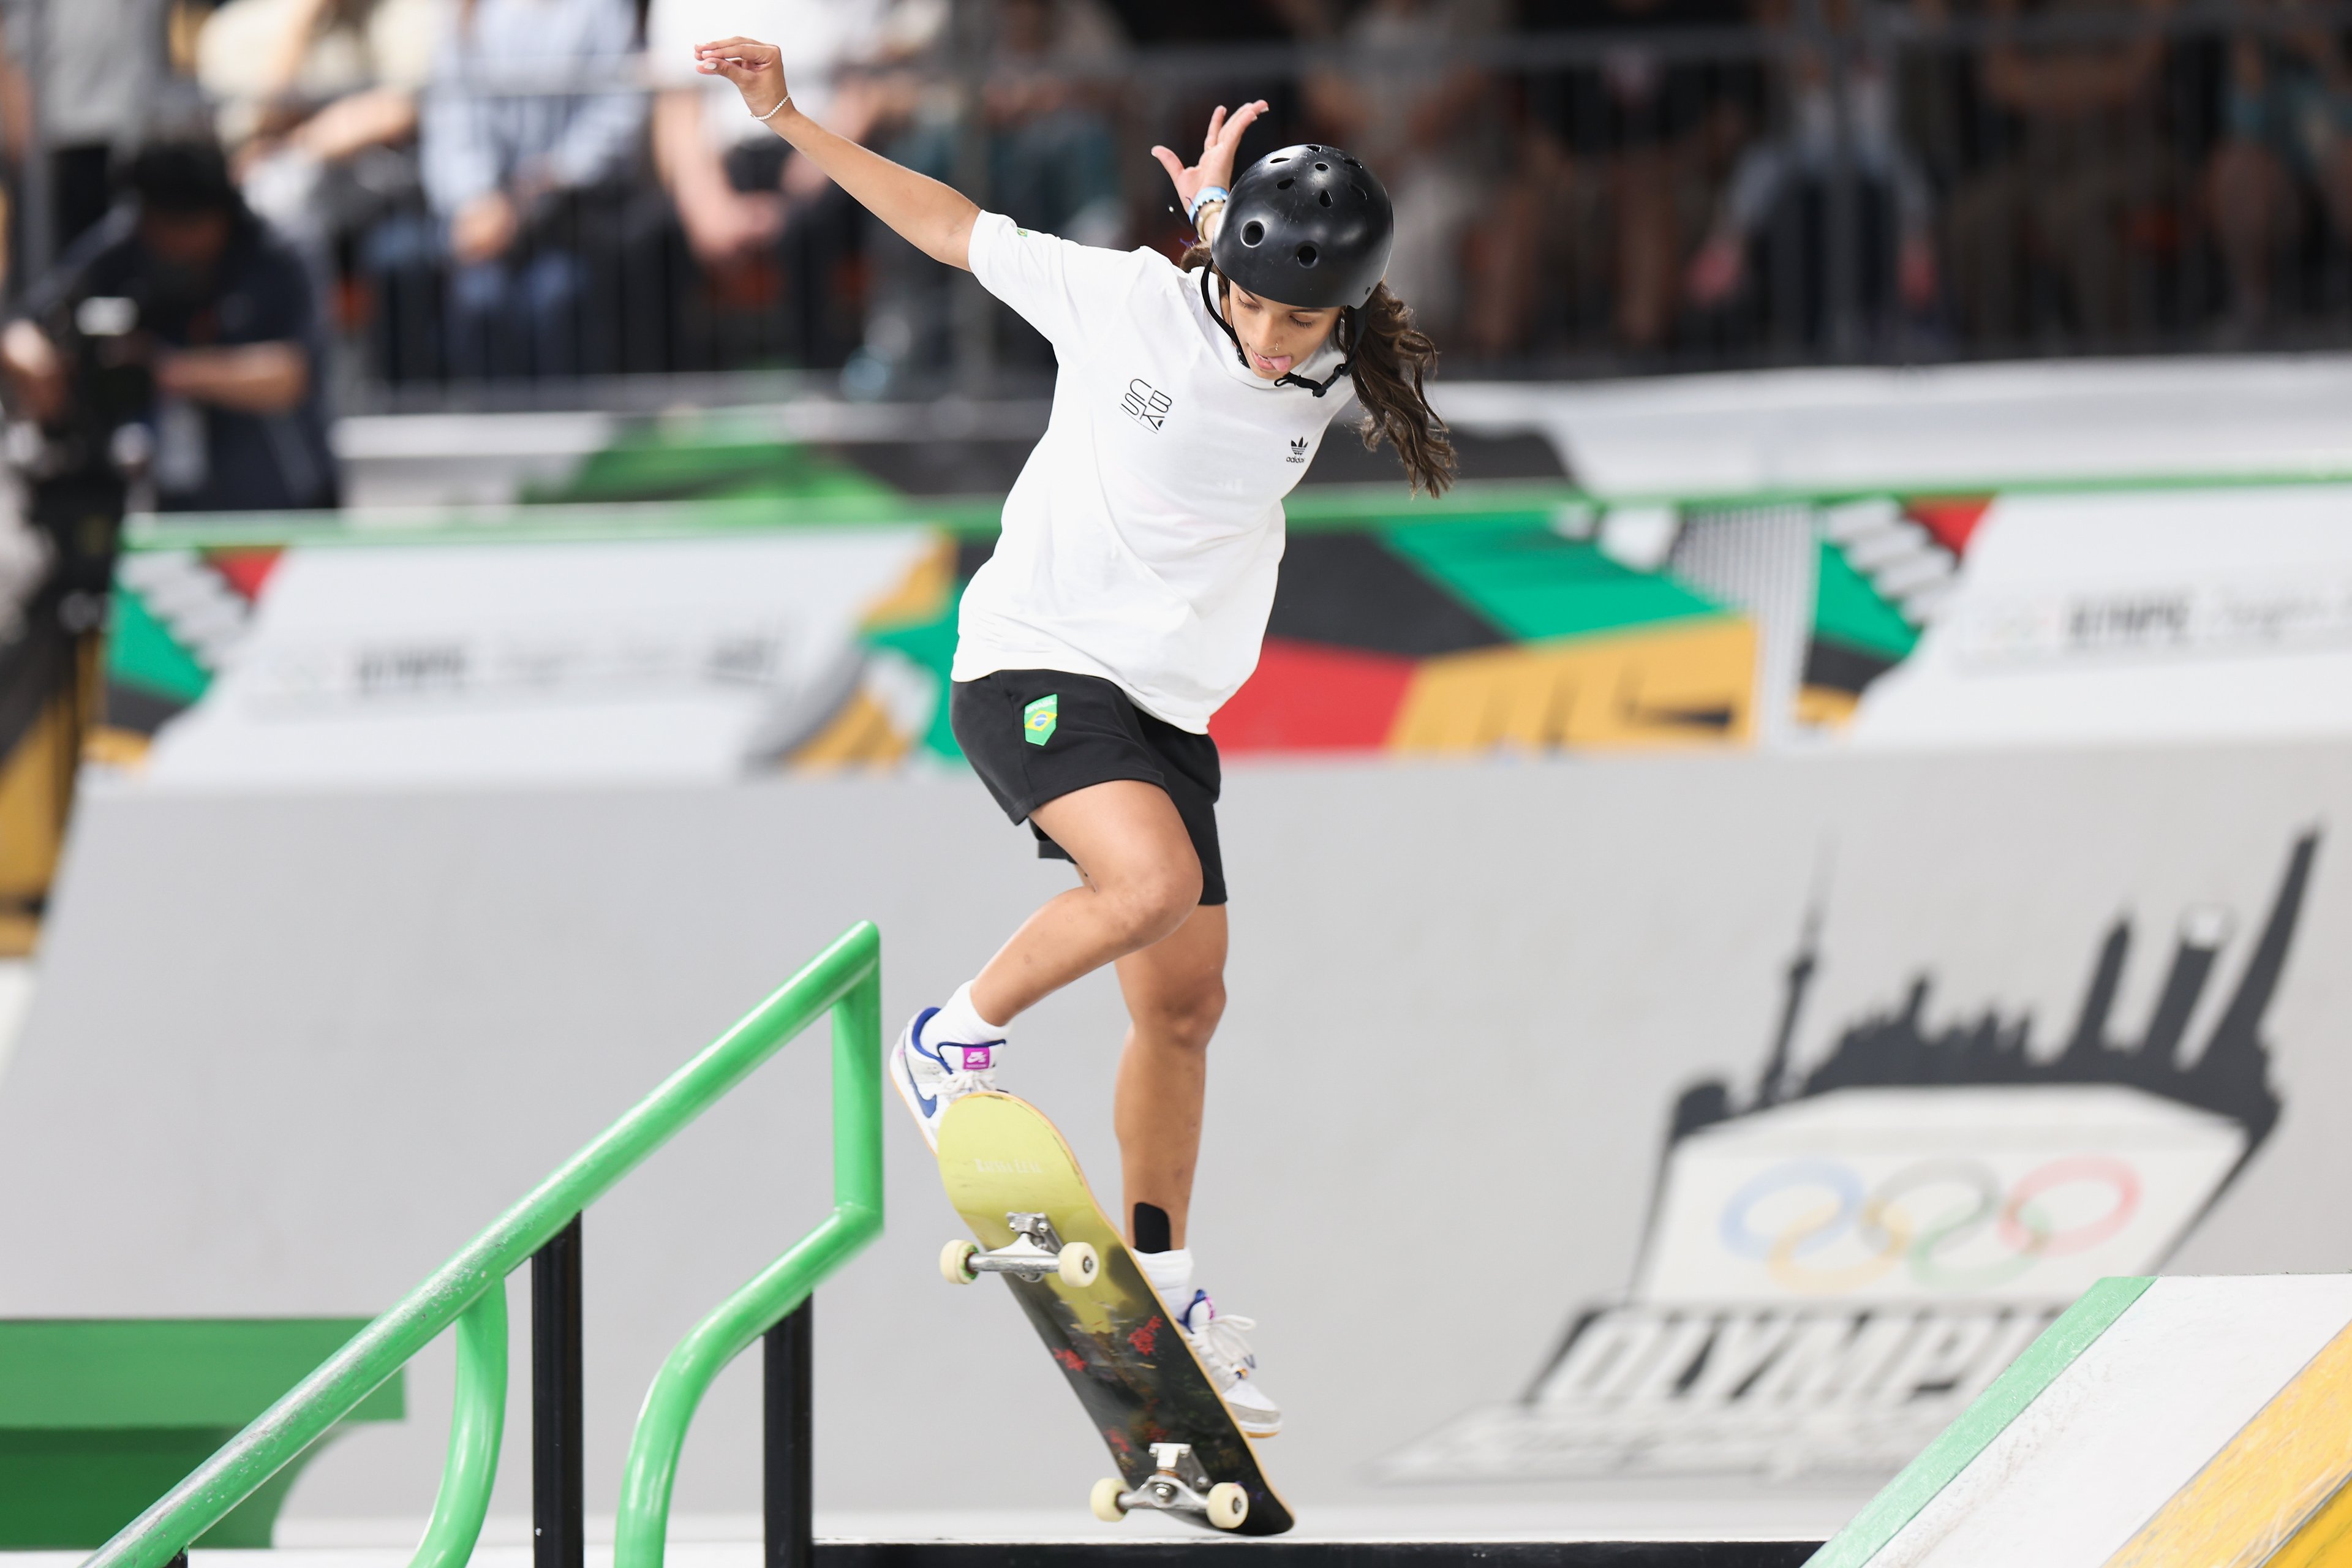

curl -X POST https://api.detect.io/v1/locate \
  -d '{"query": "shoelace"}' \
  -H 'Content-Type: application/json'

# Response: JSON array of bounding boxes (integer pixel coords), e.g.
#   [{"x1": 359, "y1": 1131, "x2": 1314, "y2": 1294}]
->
[
  {"x1": 1186, "y1": 1307, "x2": 1260, "y2": 1381},
  {"x1": 913, "y1": 1036, "x2": 999, "y2": 1093}
]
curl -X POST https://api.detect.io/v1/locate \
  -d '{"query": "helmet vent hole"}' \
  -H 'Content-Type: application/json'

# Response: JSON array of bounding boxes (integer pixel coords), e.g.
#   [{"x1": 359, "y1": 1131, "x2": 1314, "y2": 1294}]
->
[
  {"x1": 1276, "y1": 176, "x2": 1294, "y2": 189},
  {"x1": 1317, "y1": 189, "x2": 1332, "y2": 206},
  {"x1": 1306, "y1": 144, "x2": 1322, "y2": 152},
  {"x1": 1269, "y1": 154, "x2": 1288, "y2": 163},
  {"x1": 1296, "y1": 242, "x2": 1319, "y2": 266},
  {"x1": 1314, "y1": 162, "x2": 1329, "y2": 172},
  {"x1": 1242, "y1": 220, "x2": 1265, "y2": 246}
]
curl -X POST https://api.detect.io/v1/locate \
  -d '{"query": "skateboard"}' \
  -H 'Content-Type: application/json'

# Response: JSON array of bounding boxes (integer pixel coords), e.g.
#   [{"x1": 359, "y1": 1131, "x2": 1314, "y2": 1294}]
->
[{"x1": 935, "y1": 1091, "x2": 1294, "y2": 1536}]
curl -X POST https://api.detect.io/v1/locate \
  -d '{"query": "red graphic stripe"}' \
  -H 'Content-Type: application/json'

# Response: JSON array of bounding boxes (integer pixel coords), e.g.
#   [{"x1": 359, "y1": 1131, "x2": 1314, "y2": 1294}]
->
[{"x1": 1210, "y1": 637, "x2": 1415, "y2": 754}]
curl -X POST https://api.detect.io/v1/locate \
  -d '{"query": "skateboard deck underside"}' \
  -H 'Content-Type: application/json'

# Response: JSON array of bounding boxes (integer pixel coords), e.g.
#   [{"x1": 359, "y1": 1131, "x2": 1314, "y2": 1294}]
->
[{"x1": 937, "y1": 1092, "x2": 1292, "y2": 1536}]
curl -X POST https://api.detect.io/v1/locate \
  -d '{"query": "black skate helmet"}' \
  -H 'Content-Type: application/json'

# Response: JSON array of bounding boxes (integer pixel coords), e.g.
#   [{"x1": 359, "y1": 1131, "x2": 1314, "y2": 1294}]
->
[{"x1": 1210, "y1": 144, "x2": 1393, "y2": 311}]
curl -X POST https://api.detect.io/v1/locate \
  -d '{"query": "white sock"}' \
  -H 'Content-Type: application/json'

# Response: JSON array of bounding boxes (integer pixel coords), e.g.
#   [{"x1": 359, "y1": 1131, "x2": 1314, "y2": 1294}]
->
[
  {"x1": 929, "y1": 981, "x2": 1006, "y2": 1049},
  {"x1": 1134, "y1": 1246, "x2": 1195, "y2": 1309}
]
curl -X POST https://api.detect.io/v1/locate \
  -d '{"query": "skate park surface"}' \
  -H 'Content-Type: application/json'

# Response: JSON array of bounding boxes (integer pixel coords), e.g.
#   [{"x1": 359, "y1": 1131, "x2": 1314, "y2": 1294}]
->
[
  {"x1": 1812, "y1": 1273, "x2": 2352, "y2": 1567},
  {"x1": 24, "y1": 361, "x2": 2352, "y2": 1559},
  {"x1": 4, "y1": 735, "x2": 2351, "y2": 1555}
]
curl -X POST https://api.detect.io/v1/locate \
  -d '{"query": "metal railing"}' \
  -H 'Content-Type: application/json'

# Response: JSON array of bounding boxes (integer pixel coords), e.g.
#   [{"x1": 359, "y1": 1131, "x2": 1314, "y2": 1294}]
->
[
  {"x1": 347, "y1": 10, "x2": 2352, "y2": 393},
  {"x1": 18, "y1": 6, "x2": 2352, "y2": 412},
  {"x1": 80, "y1": 919, "x2": 884, "y2": 1568}
]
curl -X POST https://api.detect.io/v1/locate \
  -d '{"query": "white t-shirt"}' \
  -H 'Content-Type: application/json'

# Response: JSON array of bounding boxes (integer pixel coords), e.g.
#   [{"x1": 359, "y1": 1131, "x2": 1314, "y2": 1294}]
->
[{"x1": 954, "y1": 212, "x2": 1349, "y2": 733}]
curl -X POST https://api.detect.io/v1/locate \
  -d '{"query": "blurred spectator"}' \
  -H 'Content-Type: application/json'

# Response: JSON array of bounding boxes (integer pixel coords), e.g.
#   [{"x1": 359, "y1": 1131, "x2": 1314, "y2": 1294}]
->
[
  {"x1": 1305, "y1": 0, "x2": 1510, "y2": 345},
  {"x1": 1, "y1": 140, "x2": 338, "y2": 510},
  {"x1": 1513, "y1": 0, "x2": 1760, "y2": 353},
  {"x1": 646, "y1": 0, "x2": 910, "y2": 366},
  {"x1": 2203, "y1": 1, "x2": 2352, "y2": 337},
  {"x1": 982, "y1": 0, "x2": 1127, "y2": 246},
  {"x1": 195, "y1": 0, "x2": 450, "y2": 284},
  {"x1": 1684, "y1": 0, "x2": 1939, "y2": 345},
  {"x1": 845, "y1": 0, "x2": 1126, "y2": 395},
  {"x1": 1945, "y1": 0, "x2": 2169, "y2": 344},
  {"x1": 7, "y1": 0, "x2": 2279, "y2": 385},
  {"x1": 0, "y1": 0, "x2": 174, "y2": 255},
  {"x1": 649, "y1": 0, "x2": 878, "y2": 272},
  {"x1": 393, "y1": 0, "x2": 644, "y2": 379}
]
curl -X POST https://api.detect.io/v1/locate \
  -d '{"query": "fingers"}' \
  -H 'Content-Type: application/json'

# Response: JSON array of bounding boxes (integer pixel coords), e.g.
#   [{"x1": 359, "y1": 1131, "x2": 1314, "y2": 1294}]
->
[
  {"x1": 1150, "y1": 145, "x2": 1187, "y2": 186},
  {"x1": 1221, "y1": 100, "x2": 1270, "y2": 145},
  {"x1": 1202, "y1": 104, "x2": 1227, "y2": 155},
  {"x1": 693, "y1": 36, "x2": 777, "y2": 68},
  {"x1": 693, "y1": 36, "x2": 784, "y2": 97}
]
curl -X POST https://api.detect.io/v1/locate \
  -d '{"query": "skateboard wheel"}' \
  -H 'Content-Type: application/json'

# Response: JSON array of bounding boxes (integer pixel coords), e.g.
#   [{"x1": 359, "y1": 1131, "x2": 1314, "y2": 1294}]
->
[
  {"x1": 1090, "y1": 1476, "x2": 1128, "y2": 1523},
  {"x1": 1058, "y1": 1241, "x2": 1101, "y2": 1289},
  {"x1": 1205, "y1": 1482, "x2": 1249, "y2": 1529},
  {"x1": 940, "y1": 1238, "x2": 979, "y2": 1284}
]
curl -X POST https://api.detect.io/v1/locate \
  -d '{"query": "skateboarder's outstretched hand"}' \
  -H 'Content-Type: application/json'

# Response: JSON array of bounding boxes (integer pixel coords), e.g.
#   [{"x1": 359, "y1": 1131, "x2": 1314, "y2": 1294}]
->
[{"x1": 693, "y1": 37, "x2": 791, "y2": 119}]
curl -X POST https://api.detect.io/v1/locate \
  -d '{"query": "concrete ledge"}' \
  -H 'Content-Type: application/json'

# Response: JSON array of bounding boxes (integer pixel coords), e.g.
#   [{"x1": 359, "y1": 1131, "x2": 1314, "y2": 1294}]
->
[{"x1": 0, "y1": 1319, "x2": 402, "y2": 1548}]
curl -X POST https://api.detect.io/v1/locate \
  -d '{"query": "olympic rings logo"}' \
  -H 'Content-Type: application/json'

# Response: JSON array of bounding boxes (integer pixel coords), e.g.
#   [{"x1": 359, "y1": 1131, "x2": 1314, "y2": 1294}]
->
[{"x1": 1716, "y1": 1156, "x2": 2143, "y2": 1292}]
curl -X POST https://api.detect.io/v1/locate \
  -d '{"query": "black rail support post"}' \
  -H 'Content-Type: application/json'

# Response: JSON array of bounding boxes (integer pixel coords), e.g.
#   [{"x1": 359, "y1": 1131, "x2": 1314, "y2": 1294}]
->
[
  {"x1": 533, "y1": 1215, "x2": 586, "y2": 1568},
  {"x1": 765, "y1": 1297, "x2": 815, "y2": 1568}
]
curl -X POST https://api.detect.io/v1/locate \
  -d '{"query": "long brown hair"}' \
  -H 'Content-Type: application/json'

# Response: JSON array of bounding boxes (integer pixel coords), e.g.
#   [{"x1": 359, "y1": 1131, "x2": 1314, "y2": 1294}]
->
[{"x1": 1185, "y1": 245, "x2": 1458, "y2": 496}]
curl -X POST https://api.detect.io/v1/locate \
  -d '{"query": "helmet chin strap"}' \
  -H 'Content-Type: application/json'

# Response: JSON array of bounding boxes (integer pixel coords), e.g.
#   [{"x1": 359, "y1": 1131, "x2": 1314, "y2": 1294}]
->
[{"x1": 1200, "y1": 267, "x2": 1350, "y2": 398}]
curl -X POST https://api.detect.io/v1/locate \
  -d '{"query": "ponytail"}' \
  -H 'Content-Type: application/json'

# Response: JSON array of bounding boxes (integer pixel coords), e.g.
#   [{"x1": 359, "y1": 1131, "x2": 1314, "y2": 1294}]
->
[
  {"x1": 1182, "y1": 243, "x2": 1457, "y2": 497},
  {"x1": 1340, "y1": 282, "x2": 1455, "y2": 497}
]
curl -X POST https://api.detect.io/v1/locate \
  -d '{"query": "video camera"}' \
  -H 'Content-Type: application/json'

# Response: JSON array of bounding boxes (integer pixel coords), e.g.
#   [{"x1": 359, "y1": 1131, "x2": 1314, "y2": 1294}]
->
[
  {"x1": 0, "y1": 284, "x2": 159, "y2": 664},
  {"x1": 8, "y1": 285, "x2": 154, "y2": 491}
]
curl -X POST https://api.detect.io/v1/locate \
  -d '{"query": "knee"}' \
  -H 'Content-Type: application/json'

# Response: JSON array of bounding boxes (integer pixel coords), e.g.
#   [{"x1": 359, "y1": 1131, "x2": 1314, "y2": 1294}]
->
[
  {"x1": 1140, "y1": 981, "x2": 1226, "y2": 1054},
  {"x1": 1099, "y1": 861, "x2": 1202, "y2": 949}
]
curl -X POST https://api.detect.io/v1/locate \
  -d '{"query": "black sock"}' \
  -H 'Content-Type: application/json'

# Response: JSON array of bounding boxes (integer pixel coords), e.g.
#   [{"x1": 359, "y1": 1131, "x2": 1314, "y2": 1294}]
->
[{"x1": 1133, "y1": 1202, "x2": 1172, "y2": 1254}]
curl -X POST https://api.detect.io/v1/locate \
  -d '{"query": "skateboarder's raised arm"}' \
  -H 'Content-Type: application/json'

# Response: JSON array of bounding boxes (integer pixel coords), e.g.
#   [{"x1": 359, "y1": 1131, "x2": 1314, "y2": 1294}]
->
[
  {"x1": 692, "y1": 36, "x2": 980, "y2": 269},
  {"x1": 690, "y1": 38, "x2": 1267, "y2": 276}
]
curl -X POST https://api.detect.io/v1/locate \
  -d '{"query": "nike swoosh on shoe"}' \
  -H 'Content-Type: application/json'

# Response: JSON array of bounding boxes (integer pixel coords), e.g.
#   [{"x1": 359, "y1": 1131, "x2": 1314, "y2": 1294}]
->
[{"x1": 903, "y1": 1008, "x2": 943, "y2": 1115}]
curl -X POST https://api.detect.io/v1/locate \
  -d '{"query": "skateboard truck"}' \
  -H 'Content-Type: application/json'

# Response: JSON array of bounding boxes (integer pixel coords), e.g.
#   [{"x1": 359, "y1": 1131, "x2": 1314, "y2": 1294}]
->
[
  {"x1": 940, "y1": 1212, "x2": 1101, "y2": 1289},
  {"x1": 1091, "y1": 1443, "x2": 1250, "y2": 1531}
]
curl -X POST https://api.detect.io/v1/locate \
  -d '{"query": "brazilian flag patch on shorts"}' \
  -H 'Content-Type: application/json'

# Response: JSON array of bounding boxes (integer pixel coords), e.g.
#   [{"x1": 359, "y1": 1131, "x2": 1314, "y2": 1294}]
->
[{"x1": 1023, "y1": 693, "x2": 1059, "y2": 745}]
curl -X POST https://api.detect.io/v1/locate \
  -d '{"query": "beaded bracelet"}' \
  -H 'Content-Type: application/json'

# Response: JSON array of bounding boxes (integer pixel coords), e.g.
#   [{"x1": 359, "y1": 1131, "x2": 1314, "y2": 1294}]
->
[
  {"x1": 1185, "y1": 184, "x2": 1231, "y2": 226},
  {"x1": 752, "y1": 92, "x2": 794, "y2": 123}
]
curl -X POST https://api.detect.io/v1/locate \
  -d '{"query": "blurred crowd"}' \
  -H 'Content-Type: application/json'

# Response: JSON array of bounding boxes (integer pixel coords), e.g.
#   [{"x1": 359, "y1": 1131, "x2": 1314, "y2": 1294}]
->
[{"x1": 0, "y1": 0, "x2": 2348, "y2": 437}]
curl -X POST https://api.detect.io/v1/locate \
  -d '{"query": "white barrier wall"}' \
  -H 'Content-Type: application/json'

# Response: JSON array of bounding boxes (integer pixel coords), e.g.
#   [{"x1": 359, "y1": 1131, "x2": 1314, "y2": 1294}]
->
[{"x1": 0, "y1": 741, "x2": 2345, "y2": 1523}]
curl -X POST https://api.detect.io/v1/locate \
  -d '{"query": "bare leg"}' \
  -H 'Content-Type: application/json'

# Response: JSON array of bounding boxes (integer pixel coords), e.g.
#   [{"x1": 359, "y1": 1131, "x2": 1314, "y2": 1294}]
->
[
  {"x1": 967, "y1": 779, "x2": 1201, "y2": 1026},
  {"x1": 1615, "y1": 145, "x2": 1681, "y2": 350},
  {"x1": 2206, "y1": 138, "x2": 2290, "y2": 331},
  {"x1": 1112, "y1": 905, "x2": 1227, "y2": 1250},
  {"x1": 2319, "y1": 141, "x2": 2352, "y2": 259}
]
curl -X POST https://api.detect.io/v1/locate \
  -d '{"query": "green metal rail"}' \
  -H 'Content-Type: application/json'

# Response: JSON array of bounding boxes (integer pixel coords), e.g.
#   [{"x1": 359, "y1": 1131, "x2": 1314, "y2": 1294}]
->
[{"x1": 80, "y1": 920, "x2": 884, "y2": 1568}]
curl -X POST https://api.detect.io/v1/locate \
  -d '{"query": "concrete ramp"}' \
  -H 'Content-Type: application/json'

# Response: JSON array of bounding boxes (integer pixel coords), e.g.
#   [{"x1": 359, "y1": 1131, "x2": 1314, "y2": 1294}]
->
[{"x1": 1812, "y1": 1275, "x2": 2352, "y2": 1568}]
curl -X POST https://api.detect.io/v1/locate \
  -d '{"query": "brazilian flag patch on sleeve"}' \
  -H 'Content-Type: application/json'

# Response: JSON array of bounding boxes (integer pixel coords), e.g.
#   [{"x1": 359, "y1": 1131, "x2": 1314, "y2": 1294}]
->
[{"x1": 1022, "y1": 693, "x2": 1058, "y2": 745}]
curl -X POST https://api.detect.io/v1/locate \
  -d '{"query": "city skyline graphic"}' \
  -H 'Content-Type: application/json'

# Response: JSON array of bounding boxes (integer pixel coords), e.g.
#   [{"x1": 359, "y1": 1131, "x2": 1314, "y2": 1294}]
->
[
  {"x1": 1387, "y1": 827, "x2": 2323, "y2": 1483},
  {"x1": 1670, "y1": 829, "x2": 2314, "y2": 1163}
]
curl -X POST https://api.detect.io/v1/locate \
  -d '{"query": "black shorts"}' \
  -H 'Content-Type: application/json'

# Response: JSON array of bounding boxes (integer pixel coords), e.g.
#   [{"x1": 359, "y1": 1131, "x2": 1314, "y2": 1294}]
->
[{"x1": 950, "y1": 669, "x2": 1227, "y2": 907}]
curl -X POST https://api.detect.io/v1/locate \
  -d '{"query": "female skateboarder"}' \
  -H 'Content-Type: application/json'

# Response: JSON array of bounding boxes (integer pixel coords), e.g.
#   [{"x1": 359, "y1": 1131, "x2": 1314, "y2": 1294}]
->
[{"x1": 695, "y1": 36, "x2": 1454, "y2": 1436}]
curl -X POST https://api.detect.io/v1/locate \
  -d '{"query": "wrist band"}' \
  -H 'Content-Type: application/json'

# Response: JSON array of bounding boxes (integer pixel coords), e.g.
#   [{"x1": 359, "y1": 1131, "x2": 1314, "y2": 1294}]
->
[
  {"x1": 1186, "y1": 184, "x2": 1230, "y2": 225},
  {"x1": 753, "y1": 92, "x2": 793, "y2": 123}
]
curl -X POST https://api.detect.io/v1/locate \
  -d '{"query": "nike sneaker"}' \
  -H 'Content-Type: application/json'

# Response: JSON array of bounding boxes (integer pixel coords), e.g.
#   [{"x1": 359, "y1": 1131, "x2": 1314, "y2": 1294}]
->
[
  {"x1": 1178, "y1": 1289, "x2": 1281, "y2": 1438},
  {"x1": 888, "y1": 1005, "x2": 1001, "y2": 1151}
]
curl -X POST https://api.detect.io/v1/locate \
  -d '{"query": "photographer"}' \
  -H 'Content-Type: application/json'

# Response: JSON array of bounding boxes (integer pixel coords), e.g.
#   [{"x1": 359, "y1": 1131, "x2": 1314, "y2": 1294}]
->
[{"x1": 1, "y1": 139, "x2": 339, "y2": 513}]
